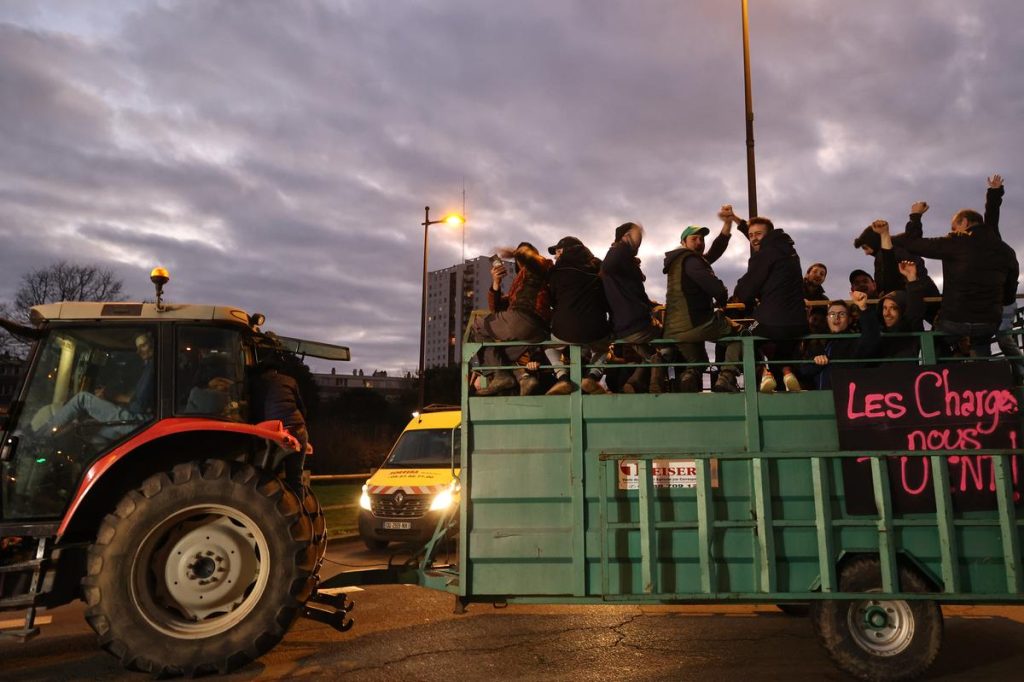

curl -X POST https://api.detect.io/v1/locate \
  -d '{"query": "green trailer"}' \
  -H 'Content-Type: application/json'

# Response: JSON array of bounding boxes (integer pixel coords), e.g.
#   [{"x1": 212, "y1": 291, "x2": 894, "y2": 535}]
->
[{"x1": 320, "y1": 330, "x2": 1024, "y2": 681}]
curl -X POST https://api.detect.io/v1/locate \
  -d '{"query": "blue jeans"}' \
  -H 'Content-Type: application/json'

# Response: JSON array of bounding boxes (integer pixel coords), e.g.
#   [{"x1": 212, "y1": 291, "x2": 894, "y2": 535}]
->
[
  {"x1": 936, "y1": 319, "x2": 998, "y2": 358},
  {"x1": 47, "y1": 392, "x2": 147, "y2": 440},
  {"x1": 543, "y1": 335, "x2": 610, "y2": 381},
  {"x1": 997, "y1": 304, "x2": 1024, "y2": 383}
]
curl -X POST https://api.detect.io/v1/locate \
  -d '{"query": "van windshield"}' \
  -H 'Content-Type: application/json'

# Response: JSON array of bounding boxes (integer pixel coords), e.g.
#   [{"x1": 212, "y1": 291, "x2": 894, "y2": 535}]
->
[{"x1": 385, "y1": 428, "x2": 459, "y2": 469}]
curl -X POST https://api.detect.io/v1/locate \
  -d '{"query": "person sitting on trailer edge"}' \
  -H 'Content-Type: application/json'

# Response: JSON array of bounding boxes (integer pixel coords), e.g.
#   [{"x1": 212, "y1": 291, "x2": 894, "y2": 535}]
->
[
  {"x1": 472, "y1": 242, "x2": 553, "y2": 396},
  {"x1": 661, "y1": 205, "x2": 742, "y2": 393},
  {"x1": 543, "y1": 236, "x2": 612, "y2": 395},
  {"x1": 601, "y1": 222, "x2": 666, "y2": 393},
  {"x1": 733, "y1": 216, "x2": 807, "y2": 393}
]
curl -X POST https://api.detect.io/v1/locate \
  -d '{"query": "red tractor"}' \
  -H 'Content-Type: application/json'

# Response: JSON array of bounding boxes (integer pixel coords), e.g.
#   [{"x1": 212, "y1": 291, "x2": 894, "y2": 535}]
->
[{"x1": 0, "y1": 270, "x2": 352, "y2": 674}]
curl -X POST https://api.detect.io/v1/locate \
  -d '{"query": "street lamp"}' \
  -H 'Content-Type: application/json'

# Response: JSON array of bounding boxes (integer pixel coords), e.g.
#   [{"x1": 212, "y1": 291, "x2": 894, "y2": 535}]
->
[
  {"x1": 741, "y1": 0, "x2": 758, "y2": 217},
  {"x1": 419, "y1": 205, "x2": 465, "y2": 408}
]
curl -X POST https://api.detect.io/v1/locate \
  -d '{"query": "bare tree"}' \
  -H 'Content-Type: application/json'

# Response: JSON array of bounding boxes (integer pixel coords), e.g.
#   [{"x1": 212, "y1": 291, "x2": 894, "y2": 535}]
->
[{"x1": 13, "y1": 260, "x2": 126, "y2": 321}]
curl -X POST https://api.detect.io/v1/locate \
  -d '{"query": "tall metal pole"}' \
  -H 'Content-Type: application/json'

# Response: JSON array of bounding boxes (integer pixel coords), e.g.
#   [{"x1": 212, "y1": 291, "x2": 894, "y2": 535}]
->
[
  {"x1": 418, "y1": 206, "x2": 430, "y2": 409},
  {"x1": 741, "y1": 0, "x2": 758, "y2": 218}
]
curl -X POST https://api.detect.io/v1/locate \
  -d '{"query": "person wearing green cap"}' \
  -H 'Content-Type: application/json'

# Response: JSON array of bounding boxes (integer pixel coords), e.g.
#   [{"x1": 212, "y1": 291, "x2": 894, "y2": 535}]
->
[{"x1": 662, "y1": 207, "x2": 742, "y2": 392}]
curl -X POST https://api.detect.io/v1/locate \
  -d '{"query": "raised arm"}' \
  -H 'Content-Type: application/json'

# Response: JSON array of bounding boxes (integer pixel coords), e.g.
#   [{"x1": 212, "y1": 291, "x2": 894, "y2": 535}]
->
[
  {"x1": 850, "y1": 291, "x2": 882, "y2": 359},
  {"x1": 706, "y1": 205, "x2": 736, "y2": 264},
  {"x1": 985, "y1": 174, "x2": 1004, "y2": 239}
]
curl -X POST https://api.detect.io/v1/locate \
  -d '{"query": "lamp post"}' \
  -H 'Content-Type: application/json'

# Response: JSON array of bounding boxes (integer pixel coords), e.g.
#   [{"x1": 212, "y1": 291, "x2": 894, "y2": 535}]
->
[
  {"x1": 419, "y1": 205, "x2": 465, "y2": 409},
  {"x1": 741, "y1": 0, "x2": 758, "y2": 218}
]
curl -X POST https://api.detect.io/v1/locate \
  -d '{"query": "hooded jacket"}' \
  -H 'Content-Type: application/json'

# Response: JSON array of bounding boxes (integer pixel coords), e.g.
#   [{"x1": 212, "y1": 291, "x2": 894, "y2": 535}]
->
[
  {"x1": 601, "y1": 240, "x2": 654, "y2": 336},
  {"x1": 733, "y1": 228, "x2": 806, "y2": 327},
  {"x1": 879, "y1": 280, "x2": 926, "y2": 358},
  {"x1": 548, "y1": 244, "x2": 611, "y2": 343}
]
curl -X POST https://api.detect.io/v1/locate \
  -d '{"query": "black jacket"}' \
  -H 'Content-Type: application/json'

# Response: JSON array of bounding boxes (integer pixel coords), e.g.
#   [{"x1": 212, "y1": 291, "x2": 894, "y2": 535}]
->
[
  {"x1": 895, "y1": 216, "x2": 1015, "y2": 326},
  {"x1": 855, "y1": 225, "x2": 930, "y2": 294},
  {"x1": 880, "y1": 281, "x2": 927, "y2": 359},
  {"x1": 251, "y1": 368, "x2": 306, "y2": 430},
  {"x1": 983, "y1": 186, "x2": 1021, "y2": 307},
  {"x1": 734, "y1": 228, "x2": 806, "y2": 327},
  {"x1": 800, "y1": 308, "x2": 882, "y2": 390},
  {"x1": 601, "y1": 241, "x2": 654, "y2": 336},
  {"x1": 548, "y1": 244, "x2": 611, "y2": 343}
]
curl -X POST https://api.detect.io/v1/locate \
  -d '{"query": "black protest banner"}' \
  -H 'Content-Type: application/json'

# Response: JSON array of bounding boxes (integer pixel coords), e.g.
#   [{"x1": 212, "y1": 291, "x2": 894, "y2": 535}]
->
[{"x1": 831, "y1": 362, "x2": 1022, "y2": 514}]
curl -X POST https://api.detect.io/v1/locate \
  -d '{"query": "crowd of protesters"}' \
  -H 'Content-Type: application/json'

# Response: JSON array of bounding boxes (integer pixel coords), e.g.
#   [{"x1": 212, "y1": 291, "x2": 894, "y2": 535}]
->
[{"x1": 469, "y1": 175, "x2": 1022, "y2": 395}]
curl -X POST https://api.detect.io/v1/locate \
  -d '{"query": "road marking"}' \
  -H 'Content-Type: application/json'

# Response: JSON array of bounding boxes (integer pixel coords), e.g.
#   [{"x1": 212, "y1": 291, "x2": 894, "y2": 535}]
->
[
  {"x1": 319, "y1": 586, "x2": 363, "y2": 595},
  {"x1": 0, "y1": 615, "x2": 53, "y2": 629}
]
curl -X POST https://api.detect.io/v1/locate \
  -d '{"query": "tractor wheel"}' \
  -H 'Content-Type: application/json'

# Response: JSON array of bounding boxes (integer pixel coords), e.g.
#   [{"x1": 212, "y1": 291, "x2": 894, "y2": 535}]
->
[
  {"x1": 82, "y1": 460, "x2": 316, "y2": 676},
  {"x1": 810, "y1": 557, "x2": 942, "y2": 681}
]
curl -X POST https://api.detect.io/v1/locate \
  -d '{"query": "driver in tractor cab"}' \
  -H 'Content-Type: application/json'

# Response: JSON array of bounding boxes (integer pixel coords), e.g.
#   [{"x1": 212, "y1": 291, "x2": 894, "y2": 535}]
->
[{"x1": 37, "y1": 332, "x2": 155, "y2": 440}]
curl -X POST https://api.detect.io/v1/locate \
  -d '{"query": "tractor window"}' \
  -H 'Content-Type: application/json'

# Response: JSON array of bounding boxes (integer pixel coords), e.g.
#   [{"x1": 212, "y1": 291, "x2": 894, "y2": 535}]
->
[
  {"x1": 2, "y1": 326, "x2": 156, "y2": 520},
  {"x1": 176, "y1": 326, "x2": 247, "y2": 421}
]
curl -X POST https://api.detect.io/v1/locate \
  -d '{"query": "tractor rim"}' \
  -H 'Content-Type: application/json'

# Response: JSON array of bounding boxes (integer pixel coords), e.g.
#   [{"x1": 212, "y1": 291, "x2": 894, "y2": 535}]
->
[{"x1": 130, "y1": 504, "x2": 270, "y2": 639}]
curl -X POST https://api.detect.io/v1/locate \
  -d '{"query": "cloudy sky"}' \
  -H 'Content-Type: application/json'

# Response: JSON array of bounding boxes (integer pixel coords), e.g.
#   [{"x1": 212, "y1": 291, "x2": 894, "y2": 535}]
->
[{"x1": 1, "y1": 0, "x2": 1021, "y2": 374}]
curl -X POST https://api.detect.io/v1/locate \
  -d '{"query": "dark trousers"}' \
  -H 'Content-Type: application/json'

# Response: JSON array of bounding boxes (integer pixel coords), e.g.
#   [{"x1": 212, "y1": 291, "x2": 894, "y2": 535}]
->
[
  {"x1": 752, "y1": 322, "x2": 807, "y2": 374},
  {"x1": 284, "y1": 424, "x2": 309, "y2": 491},
  {"x1": 936, "y1": 319, "x2": 998, "y2": 358}
]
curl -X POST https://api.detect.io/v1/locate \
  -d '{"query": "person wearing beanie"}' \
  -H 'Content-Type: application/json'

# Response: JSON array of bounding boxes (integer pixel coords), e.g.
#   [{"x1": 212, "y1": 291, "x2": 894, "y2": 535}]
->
[
  {"x1": 600, "y1": 222, "x2": 666, "y2": 393},
  {"x1": 854, "y1": 222, "x2": 933, "y2": 297},
  {"x1": 878, "y1": 259, "x2": 927, "y2": 359}
]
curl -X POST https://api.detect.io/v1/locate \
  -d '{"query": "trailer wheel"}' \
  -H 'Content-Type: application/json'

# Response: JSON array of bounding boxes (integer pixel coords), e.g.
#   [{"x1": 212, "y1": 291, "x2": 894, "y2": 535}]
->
[
  {"x1": 82, "y1": 460, "x2": 316, "y2": 676},
  {"x1": 810, "y1": 557, "x2": 942, "y2": 681}
]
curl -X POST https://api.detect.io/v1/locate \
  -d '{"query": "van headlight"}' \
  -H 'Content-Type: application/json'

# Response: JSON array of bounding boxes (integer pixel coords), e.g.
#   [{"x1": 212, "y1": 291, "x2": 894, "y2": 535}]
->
[
  {"x1": 429, "y1": 488, "x2": 453, "y2": 511},
  {"x1": 359, "y1": 485, "x2": 371, "y2": 511}
]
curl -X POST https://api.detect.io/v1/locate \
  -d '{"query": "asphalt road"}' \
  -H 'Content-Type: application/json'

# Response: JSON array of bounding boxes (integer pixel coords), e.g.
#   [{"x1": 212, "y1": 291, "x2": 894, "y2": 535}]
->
[{"x1": 3, "y1": 539, "x2": 1024, "y2": 681}]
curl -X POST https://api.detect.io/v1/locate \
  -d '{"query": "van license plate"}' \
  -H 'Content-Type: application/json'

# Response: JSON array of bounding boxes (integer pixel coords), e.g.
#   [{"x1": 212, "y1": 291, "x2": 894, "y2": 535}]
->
[{"x1": 383, "y1": 521, "x2": 411, "y2": 530}]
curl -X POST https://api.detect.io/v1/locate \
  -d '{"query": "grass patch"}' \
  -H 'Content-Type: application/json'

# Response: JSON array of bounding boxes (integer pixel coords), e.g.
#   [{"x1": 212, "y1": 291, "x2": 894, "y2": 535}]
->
[{"x1": 311, "y1": 481, "x2": 364, "y2": 537}]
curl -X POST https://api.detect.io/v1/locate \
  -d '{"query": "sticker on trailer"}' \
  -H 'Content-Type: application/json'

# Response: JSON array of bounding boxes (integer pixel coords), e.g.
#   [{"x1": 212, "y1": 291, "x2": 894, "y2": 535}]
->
[{"x1": 617, "y1": 459, "x2": 718, "y2": 490}]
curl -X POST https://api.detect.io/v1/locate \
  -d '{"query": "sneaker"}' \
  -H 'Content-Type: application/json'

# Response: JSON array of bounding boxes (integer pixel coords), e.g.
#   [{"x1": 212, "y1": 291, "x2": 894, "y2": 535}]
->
[
  {"x1": 581, "y1": 377, "x2": 609, "y2": 394},
  {"x1": 782, "y1": 370, "x2": 802, "y2": 392},
  {"x1": 519, "y1": 375, "x2": 541, "y2": 396},
  {"x1": 759, "y1": 371, "x2": 777, "y2": 394},
  {"x1": 545, "y1": 379, "x2": 576, "y2": 395},
  {"x1": 475, "y1": 372, "x2": 516, "y2": 396}
]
